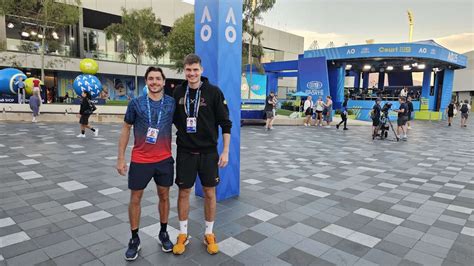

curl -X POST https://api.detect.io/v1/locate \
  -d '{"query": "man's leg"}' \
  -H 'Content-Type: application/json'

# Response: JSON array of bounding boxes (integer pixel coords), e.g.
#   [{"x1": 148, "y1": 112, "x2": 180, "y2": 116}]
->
[
  {"x1": 173, "y1": 188, "x2": 191, "y2": 255},
  {"x1": 129, "y1": 190, "x2": 144, "y2": 233},
  {"x1": 265, "y1": 118, "x2": 270, "y2": 129},
  {"x1": 203, "y1": 186, "x2": 216, "y2": 231},
  {"x1": 157, "y1": 186, "x2": 170, "y2": 224}
]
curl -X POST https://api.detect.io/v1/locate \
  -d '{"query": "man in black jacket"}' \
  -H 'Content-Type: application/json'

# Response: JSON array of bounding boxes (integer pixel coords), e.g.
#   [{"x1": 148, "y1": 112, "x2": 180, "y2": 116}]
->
[{"x1": 172, "y1": 54, "x2": 231, "y2": 256}]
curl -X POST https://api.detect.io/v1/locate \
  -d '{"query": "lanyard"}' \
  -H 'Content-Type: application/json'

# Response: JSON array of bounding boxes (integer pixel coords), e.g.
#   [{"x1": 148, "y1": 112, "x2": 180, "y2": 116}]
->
[
  {"x1": 184, "y1": 82, "x2": 202, "y2": 118},
  {"x1": 146, "y1": 96, "x2": 163, "y2": 128}
]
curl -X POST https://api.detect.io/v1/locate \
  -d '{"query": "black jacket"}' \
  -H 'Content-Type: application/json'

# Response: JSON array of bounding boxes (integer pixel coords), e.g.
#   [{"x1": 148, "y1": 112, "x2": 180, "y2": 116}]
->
[
  {"x1": 173, "y1": 76, "x2": 232, "y2": 153},
  {"x1": 79, "y1": 98, "x2": 93, "y2": 115}
]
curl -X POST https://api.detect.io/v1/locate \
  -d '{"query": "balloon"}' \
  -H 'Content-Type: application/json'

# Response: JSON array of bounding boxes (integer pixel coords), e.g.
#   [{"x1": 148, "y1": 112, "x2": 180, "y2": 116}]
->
[
  {"x1": 142, "y1": 85, "x2": 148, "y2": 96},
  {"x1": 0, "y1": 68, "x2": 27, "y2": 95},
  {"x1": 73, "y1": 74, "x2": 103, "y2": 98},
  {"x1": 24, "y1": 78, "x2": 43, "y2": 95},
  {"x1": 79, "y1": 58, "x2": 99, "y2": 75}
]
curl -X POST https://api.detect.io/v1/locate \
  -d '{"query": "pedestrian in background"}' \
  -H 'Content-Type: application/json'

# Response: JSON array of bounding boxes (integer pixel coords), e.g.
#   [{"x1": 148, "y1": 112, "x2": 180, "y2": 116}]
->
[
  {"x1": 303, "y1": 96, "x2": 313, "y2": 126},
  {"x1": 336, "y1": 95, "x2": 349, "y2": 130},
  {"x1": 323, "y1": 95, "x2": 333, "y2": 128},
  {"x1": 77, "y1": 91, "x2": 98, "y2": 138},
  {"x1": 29, "y1": 90, "x2": 41, "y2": 123}
]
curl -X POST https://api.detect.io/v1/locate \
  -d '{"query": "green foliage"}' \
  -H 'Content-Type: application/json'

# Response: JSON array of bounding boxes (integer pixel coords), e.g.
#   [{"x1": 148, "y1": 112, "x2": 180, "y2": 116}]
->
[
  {"x1": 242, "y1": 0, "x2": 276, "y2": 72},
  {"x1": 105, "y1": 8, "x2": 167, "y2": 63},
  {"x1": 168, "y1": 13, "x2": 194, "y2": 72}
]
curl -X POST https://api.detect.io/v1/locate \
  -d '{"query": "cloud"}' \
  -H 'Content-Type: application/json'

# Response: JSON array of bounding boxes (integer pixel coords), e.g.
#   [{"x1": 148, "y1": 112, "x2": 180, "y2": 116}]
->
[
  {"x1": 287, "y1": 29, "x2": 350, "y2": 49},
  {"x1": 434, "y1": 33, "x2": 474, "y2": 54}
]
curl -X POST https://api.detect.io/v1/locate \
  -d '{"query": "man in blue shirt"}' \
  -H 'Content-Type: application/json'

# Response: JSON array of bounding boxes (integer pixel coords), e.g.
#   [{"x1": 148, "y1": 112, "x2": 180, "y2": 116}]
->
[{"x1": 15, "y1": 77, "x2": 25, "y2": 104}]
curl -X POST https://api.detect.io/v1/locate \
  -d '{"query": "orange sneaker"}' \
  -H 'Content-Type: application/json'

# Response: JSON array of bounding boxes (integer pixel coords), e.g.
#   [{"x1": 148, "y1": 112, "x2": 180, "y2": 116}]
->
[
  {"x1": 204, "y1": 233, "x2": 219, "y2": 255},
  {"x1": 172, "y1": 234, "x2": 189, "y2": 255}
]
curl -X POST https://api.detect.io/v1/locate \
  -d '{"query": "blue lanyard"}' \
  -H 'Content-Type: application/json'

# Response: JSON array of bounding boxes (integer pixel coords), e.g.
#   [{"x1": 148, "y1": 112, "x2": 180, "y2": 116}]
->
[
  {"x1": 184, "y1": 83, "x2": 202, "y2": 118},
  {"x1": 146, "y1": 96, "x2": 163, "y2": 128}
]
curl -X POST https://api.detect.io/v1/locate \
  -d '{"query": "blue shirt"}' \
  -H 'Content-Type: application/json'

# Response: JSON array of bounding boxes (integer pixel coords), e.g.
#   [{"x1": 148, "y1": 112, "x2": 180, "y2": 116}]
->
[{"x1": 124, "y1": 95, "x2": 175, "y2": 163}]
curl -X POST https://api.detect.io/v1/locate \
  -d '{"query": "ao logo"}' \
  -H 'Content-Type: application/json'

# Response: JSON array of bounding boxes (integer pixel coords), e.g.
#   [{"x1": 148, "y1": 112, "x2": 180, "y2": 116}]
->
[
  {"x1": 347, "y1": 48, "x2": 356, "y2": 55},
  {"x1": 447, "y1": 52, "x2": 458, "y2": 63},
  {"x1": 200, "y1": 6, "x2": 237, "y2": 43},
  {"x1": 307, "y1": 81, "x2": 323, "y2": 90},
  {"x1": 418, "y1": 48, "x2": 427, "y2": 54}
]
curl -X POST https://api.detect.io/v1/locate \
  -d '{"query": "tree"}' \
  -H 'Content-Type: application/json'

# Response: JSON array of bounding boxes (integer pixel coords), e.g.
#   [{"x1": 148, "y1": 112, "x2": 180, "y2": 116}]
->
[
  {"x1": 168, "y1": 13, "x2": 194, "y2": 73},
  {"x1": 1, "y1": 0, "x2": 81, "y2": 81},
  {"x1": 242, "y1": 0, "x2": 276, "y2": 93},
  {"x1": 105, "y1": 8, "x2": 167, "y2": 94}
]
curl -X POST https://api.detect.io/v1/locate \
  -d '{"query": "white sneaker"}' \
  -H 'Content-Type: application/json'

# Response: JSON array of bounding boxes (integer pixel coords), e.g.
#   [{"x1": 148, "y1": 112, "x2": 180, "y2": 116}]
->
[
  {"x1": 76, "y1": 134, "x2": 85, "y2": 138},
  {"x1": 304, "y1": 123, "x2": 308, "y2": 126},
  {"x1": 94, "y1": 128, "x2": 99, "y2": 137},
  {"x1": 325, "y1": 126, "x2": 331, "y2": 128},
  {"x1": 407, "y1": 126, "x2": 412, "y2": 130}
]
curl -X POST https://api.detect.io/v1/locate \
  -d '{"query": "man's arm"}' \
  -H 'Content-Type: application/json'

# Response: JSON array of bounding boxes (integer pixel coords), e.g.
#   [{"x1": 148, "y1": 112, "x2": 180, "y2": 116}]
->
[
  {"x1": 116, "y1": 122, "x2": 132, "y2": 176},
  {"x1": 218, "y1": 133, "x2": 230, "y2": 168}
]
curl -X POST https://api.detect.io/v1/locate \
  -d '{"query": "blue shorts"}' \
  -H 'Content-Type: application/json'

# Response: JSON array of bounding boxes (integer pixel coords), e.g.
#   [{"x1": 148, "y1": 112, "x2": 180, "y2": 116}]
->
[{"x1": 128, "y1": 157, "x2": 174, "y2": 190}]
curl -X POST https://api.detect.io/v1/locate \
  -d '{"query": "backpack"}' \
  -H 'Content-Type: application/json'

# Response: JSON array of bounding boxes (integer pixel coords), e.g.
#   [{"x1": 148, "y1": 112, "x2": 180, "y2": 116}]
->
[{"x1": 460, "y1": 104, "x2": 468, "y2": 113}]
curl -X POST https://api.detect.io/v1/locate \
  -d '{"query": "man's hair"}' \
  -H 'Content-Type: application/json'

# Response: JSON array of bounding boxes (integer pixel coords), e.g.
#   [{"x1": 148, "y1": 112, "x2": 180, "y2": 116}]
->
[
  {"x1": 399, "y1": 96, "x2": 406, "y2": 102},
  {"x1": 144, "y1": 66, "x2": 166, "y2": 80},
  {"x1": 464, "y1": 99, "x2": 469, "y2": 103},
  {"x1": 183, "y1": 54, "x2": 202, "y2": 66},
  {"x1": 327, "y1": 95, "x2": 332, "y2": 99}
]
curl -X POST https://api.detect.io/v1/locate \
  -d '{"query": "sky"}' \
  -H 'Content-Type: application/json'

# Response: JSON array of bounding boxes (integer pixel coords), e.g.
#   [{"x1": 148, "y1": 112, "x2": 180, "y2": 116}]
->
[
  {"x1": 182, "y1": 0, "x2": 473, "y2": 54},
  {"x1": 259, "y1": 0, "x2": 474, "y2": 53}
]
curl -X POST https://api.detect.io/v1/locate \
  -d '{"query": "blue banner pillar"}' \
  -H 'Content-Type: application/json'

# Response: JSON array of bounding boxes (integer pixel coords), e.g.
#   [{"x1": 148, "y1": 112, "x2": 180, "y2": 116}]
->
[
  {"x1": 440, "y1": 69, "x2": 454, "y2": 111},
  {"x1": 328, "y1": 65, "x2": 345, "y2": 109},
  {"x1": 194, "y1": 0, "x2": 242, "y2": 201},
  {"x1": 266, "y1": 72, "x2": 278, "y2": 95},
  {"x1": 378, "y1": 72, "x2": 385, "y2": 89},
  {"x1": 362, "y1": 72, "x2": 369, "y2": 89},
  {"x1": 354, "y1": 71, "x2": 360, "y2": 90},
  {"x1": 421, "y1": 67, "x2": 431, "y2": 99}
]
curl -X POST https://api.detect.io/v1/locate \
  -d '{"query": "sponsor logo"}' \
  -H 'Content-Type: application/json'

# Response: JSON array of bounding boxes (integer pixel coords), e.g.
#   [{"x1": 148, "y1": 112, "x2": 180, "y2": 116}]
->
[
  {"x1": 361, "y1": 47, "x2": 370, "y2": 54},
  {"x1": 306, "y1": 81, "x2": 323, "y2": 90},
  {"x1": 447, "y1": 52, "x2": 458, "y2": 63}
]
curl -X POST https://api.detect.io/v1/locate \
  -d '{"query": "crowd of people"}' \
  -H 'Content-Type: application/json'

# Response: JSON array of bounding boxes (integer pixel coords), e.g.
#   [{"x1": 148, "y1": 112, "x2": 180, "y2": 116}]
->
[{"x1": 301, "y1": 95, "x2": 336, "y2": 128}]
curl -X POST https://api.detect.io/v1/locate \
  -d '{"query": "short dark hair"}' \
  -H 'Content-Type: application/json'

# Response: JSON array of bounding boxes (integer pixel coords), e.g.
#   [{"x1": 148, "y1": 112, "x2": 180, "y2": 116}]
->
[
  {"x1": 399, "y1": 96, "x2": 406, "y2": 102},
  {"x1": 183, "y1": 54, "x2": 201, "y2": 66},
  {"x1": 144, "y1": 66, "x2": 166, "y2": 80}
]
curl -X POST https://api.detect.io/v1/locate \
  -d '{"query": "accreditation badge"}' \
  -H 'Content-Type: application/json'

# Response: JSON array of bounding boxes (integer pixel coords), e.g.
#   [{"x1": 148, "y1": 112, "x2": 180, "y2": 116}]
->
[
  {"x1": 145, "y1": 127, "x2": 159, "y2": 144},
  {"x1": 186, "y1": 117, "x2": 197, "y2": 133}
]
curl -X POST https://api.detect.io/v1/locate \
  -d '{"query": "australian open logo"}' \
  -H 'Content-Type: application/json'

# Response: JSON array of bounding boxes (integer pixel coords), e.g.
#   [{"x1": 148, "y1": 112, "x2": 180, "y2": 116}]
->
[{"x1": 306, "y1": 81, "x2": 323, "y2": 90}]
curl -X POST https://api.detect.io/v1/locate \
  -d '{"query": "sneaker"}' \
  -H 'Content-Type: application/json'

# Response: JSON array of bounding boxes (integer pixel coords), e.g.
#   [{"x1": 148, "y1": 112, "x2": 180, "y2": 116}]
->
[
  {"x1": 448, "y1": 123, "x2": 451, "y2": 126},
  {"x1": 94, "y1": 128, "x2": 99, "y2": 137},
  {"x1": 159, "y1": 231, "x2": 173, "y2": 253},
  {"x1": 407, "y1": 126, "x2": 412, "y2": 130},
  {"x1": 124, "y1": 237, "x2": 141, "y2": 261},
  {"x1": 325, "y1": 126, "x2": 331, "y2": 129},
  {"x1": 304, "y1": 123, "x2": 308, "y2": 126},
  {"x1": 172, "y1": 234, "x2": 189, "y2": 255},
  {"x1": 76, "y1": 134, "x2": 85, "y2": 138},
  {"x1": 204, "y1": 234, "x2": 219, "y2": 255},
  {"x1": 336, "y1": 124, "x2": 340, "y2": 129},
  {"x1": 343, "y1": 128, "x2": 349, "y2": 130}
]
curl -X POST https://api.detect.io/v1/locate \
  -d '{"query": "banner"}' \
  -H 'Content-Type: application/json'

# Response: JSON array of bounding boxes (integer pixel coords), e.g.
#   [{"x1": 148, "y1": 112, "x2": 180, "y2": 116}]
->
[
  {"x1": 195, "y1": 0, "x2": 242, "y2": 201},
  {"x1": 242, "y1": 73, "x2": 267, "y2": 100},
  {"x1": 297, "y1": 57, "x2": 330, "y2": 100}
]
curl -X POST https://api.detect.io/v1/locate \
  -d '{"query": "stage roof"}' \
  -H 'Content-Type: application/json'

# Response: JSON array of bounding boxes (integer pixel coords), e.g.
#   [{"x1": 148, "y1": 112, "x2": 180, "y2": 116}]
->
[{"x1": 304, "y1": 40, "x2": 467, "y2": 70}]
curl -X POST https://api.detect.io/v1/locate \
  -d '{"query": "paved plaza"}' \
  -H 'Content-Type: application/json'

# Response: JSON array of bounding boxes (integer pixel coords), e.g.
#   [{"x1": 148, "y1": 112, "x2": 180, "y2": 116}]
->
[{"x1": 1, "y1": 120, "x2": 473, "y2": 266}]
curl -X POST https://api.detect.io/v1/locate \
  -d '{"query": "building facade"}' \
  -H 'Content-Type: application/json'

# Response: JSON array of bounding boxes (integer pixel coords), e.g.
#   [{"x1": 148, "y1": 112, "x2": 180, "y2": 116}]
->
[
  {"x1": 0, "y1": 0, "x2": 303, "y2": 102},
  {"x1": 453, "y1": 51, "x2": 474, "y2": 104}
]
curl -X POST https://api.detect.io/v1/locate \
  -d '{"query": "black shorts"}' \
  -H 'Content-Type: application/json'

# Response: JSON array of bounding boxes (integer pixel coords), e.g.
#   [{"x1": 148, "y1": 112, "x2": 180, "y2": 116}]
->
[
  {"x1": 265, "y1": 111, "x2": 274, "y2": 119},
  {"x1": 176, "y1": 151, "x2": 219, "y2": 189},
  {"x1": 79, "y1": 114, "x2": 90, "y2": 125},
  {"x1": 128, "y1": 157, "x2": 174, "y2": 190},
  {"x1": 372, "y1": 118, "x2": 380, "y2": 126},
  {"x1": 397, "y1": 116, "x2": 408, "y2": 126},
  {"x1": 448, "y1": 112, "x2": 454, "y2": 118},
  {"x1": 461, "y1": 113, "x2": 468, "y2": 119}
]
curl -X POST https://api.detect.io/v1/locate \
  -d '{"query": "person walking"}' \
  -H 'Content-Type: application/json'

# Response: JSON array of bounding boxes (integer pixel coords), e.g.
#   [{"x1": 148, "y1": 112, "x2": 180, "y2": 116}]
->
[
  {"x1": 116, "y1": 67, "x2": 175, "y2": 261},
  {"x1": 314, "y1": 96, "x2": 324, "y2": 127},
  {"x1": 460, "y1": 99, "x2": 471, "y2": 128},
  {"x1": 172, "y1": 54, "x2": 232, "y2": 256},
  {"x1": 336, "y1": 95, "x2": 349, "y2": 130},
  {"x1": 303, "y1": 96, "x2": 313, "y2": 126},
  {"x1": 76, "y1": 91, "x2": 98, "y2": 138},
  {"x1": 323, "y1": 95, "x2": 333, "y2": 128},
  {"x1": 264, "y1": 91, "x2": 276, "y2": 131},
  {"x1": 29, "y1": 90, "x2": 41, "y2": 123},
  {"x1": 446, "y1": 100, "x2": 456, "y2": 126},
  {"x1": 406, "y1": 96, "x2": 414, "y2": 129}
]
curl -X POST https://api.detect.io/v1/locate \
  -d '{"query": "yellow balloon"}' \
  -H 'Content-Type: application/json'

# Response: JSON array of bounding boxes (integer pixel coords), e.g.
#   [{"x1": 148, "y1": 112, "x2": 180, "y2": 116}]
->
[
  {"x1": 80, "y1": 58, "x2": 99, "y2": 74},
  {"x1": 24, "y1": 78, "x2": 43, "y2": 95}
]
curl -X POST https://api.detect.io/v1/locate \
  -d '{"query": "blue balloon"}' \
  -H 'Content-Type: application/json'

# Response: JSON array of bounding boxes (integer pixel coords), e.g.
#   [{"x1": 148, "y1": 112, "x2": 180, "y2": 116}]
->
[
  {"x1": 0, "y1": 68, "x2": 27, "y2": 95},
  {"x1": 142, "y1": 85, "x2": 148, "y2": 96},
  {"x1": 73, "y1": 74, "x2": 102, "y2": 98}
]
